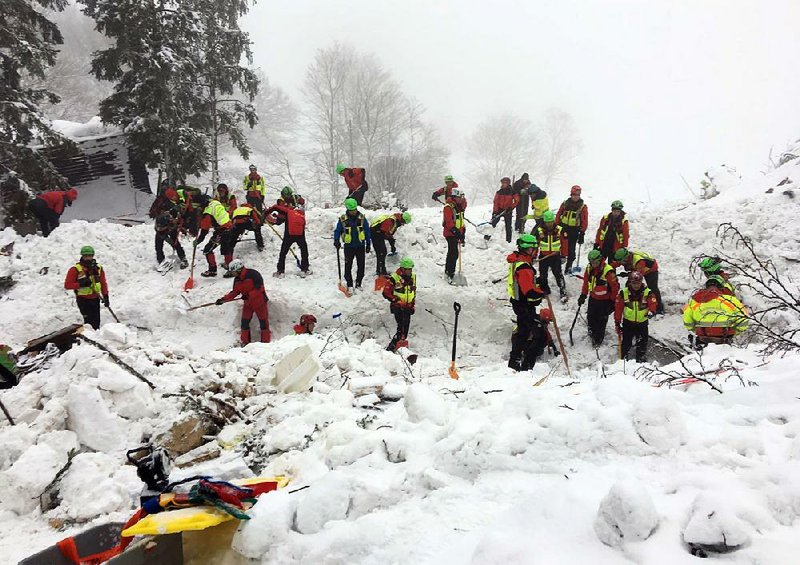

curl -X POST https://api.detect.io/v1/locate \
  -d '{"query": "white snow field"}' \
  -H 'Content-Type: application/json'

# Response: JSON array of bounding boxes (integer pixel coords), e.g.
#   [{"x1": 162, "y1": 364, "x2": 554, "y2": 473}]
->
[{"x1": 1, "y1": 158, "x2": 799, "y2": 564}]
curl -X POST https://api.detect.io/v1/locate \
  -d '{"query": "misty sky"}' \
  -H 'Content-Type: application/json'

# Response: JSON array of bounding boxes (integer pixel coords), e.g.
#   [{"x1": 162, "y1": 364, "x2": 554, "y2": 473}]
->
[{"x1": 244, "y1": 0, "x2": 800, "y2": 202}]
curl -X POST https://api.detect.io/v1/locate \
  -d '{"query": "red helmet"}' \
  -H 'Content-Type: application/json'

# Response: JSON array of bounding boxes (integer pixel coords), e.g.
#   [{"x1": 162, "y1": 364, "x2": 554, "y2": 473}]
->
[
  {"x1": 300, "y1": 314, "x2": 317, "y2": 325},
  {"x1": 539, "y1": 308, "x2": 553, "y2": 322},
  {"x1": 629, "y1": 271, "x2": 644, "y2": 284},
  {"x1": 570, "y1": 185, "x2": 582, "y2": 195},
  {"x1": 66, "y1": 188, "x2": 79, "y2": 201}
]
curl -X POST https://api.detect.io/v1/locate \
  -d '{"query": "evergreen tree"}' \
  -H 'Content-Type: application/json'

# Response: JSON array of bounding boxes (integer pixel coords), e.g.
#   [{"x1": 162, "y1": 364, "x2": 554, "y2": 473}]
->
[
  {"x1": 80, "y1": 0, "x2": 258, "y2": 186},
  {"x1": 0, "y1": 0, "x2": 72, "y2": 200}
]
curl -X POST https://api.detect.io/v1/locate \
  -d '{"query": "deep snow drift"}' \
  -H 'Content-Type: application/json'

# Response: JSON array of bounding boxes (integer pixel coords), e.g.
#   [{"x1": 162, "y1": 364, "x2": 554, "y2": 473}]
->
[{"x1": 1, "y1": 158, "x2": 800, "y2": 564}]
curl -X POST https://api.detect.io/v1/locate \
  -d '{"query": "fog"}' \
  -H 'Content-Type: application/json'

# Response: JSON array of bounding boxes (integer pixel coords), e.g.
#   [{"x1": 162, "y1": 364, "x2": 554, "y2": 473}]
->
[{"x1": 244, "y1": 0, "x2": 800, "y2": 202}]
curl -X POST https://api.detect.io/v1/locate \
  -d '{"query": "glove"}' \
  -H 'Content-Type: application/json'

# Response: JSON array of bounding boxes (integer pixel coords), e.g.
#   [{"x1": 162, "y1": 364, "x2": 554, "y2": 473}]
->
[
  {"x1": 216, "y1": 298, "x2": 224, "y2": 305},
  {"x1": 432, "y1": 192, "x2": 440, "y2": 201},
  {"x1": 577, "y1": 294, "x2": 586, "y2": 306},
  {"x1": 78, "y1": 277, "x2": 92, "y2": 288},
  {"x1": 646, "y1": 311, "x2": 655, "y2": 319},
  {"x1": 687, "y1": 333, "x2": 695, "y2": 346},
  {"x1": 102, "y1": 295, "x2": 110, "y2": 307},
  {"x1": 365, "y1": 244, "x2": 371, "y2": 253},
  {"x1": 593, "y1": 244, "x2": 600, "y2": 251},
  {"x1": 617, "y1": 271, "x2": 629, "y2": 278},
  {"x1": 334, "y1": 240, "x2": 341, "y2": 249},
  {"x1": 577, "y1": 232, "x2": 585, "y2": 245},
  {"x1": 551, "y1": 345, "x2": 560, "y2": 357}
]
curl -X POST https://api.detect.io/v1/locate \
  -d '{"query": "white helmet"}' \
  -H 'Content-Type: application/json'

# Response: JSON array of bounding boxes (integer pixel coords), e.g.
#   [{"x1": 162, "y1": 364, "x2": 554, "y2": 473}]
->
[{"x1": 228, "y1": 258, "x2": 244, "y2": 272}]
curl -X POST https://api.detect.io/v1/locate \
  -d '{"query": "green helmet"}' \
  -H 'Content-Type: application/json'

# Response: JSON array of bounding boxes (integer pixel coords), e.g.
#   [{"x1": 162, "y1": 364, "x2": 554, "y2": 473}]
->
[
  {"x1": 706, "y1": 275, "x2": 726, "y2": 288},
  {"x1": 281, "y1": 186, "x2": 294, "y2": 197},
  {"x1": 614, "y1": 248, "x2": 630, "y2": 261},
  {"x1": 611, "y1": 200, "x2": 624, "y2": 210},
  {"x1": 699, "y1": 257, "x2": 721, "y2": 273},
  {"x1": 80, "y1": 245, "x2": 95, "y2": 256},
  {"x1": 336, "y1": 164, "x2": 347, "y2": 174},
  {"x1": 344, "y1": 198, "x2": 358, "y2": 211},
  {"x1": 588, "y1": 249, "x2": 603, "y2": 262},
  {"x1": 402, "y1": 211, "x2": 412, "y2": 224},
  {"x1": 444, "y1": 175, "x2": 454, "y2": 182},
  {"x1": 517, "y1": 233, "x2": 537, "y2": 249},
  {"x1": 542, "y1": 210, "x2": 556, "y2": 223},
  {"x1": 400, "y1": 257, "x2": 414, "y2": 269}
]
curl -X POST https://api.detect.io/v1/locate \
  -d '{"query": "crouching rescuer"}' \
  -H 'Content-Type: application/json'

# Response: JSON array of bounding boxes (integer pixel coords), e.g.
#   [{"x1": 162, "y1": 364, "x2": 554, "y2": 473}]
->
[
  {"x1": 382, "y1": 257, "x2": 416, "y2": 351},
  {"x1": 507, "y1": 234, "x2": 546, "y2": 371},
  {"x1": 216, "y1": 259, "x2": 271, "y2": 344},
  {"x1": 64, "y1": 245, "x2": 109, "y2": 330}
]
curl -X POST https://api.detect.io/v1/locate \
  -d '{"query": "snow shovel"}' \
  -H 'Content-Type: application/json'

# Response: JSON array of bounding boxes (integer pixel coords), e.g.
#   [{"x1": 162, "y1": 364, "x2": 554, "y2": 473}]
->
[
  {"x1": 571, "y1": 243, "x2": 583, "y2": 275},
  {"x1": 186, "y1": 301, "x2": 218, "y2": 312},
  {"x1": 104, "y1": 303, "x2": 121, "y2": 323},
  {"x1": 545, "y1": 296, "x2": 571, "y2": 377},
  {"x1": 449, "y1": 301, "x2": 461, "y2": 379},
  {"x1": 184, "y1": 244, "x2": 197, "y2": 291},
  {"x1": 451, "y1": 242, "x2": 468, "y2": 286},
  {"x1": 336, "y1": 247, "x2": 351, "y2": 297}
]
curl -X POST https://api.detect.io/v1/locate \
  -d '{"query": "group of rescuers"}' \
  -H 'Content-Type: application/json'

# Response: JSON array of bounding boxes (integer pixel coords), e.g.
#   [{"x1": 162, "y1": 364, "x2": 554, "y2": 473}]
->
[{"x1": 50, "y1": 166, "x2": 748, "y2": 366}]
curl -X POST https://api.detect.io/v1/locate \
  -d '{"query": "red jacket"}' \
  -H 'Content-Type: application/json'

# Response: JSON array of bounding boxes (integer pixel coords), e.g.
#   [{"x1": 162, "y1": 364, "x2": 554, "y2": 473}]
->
[
  {"x1": 373, "y1": 214, "x2": 403, "y2": 238},
  {"x1": 432, "y1": 182, "x2": 459, "y2": 201},
  {"x1": 556, "y1": 198, "x2": 588, "y2": 232},
  {"x1": 614, "y1": 285, "x2": 657, "y2": 325},
  {"x1": 342, "y1": 168, "x2": 367, "y2": 194},
  {"x1": 64, "y1": 261, "x2": 108, "y2": 300},
  {"x1": 221, "y1": 268, "x2": 267, "y2": 307},
  {"x1": 580, "y1": 261, "x2": 619, "y2": 302},
  {"x1": 199, "y1": 211, "x2": 232, "y2": 232},
  {"x1": 265, "y1": 203, "x2": 305, "y2": 236},
  {"x1": 442, "y1": 200, "x2": 466, "y2": 238},
  {"x1": 38, "y1": 190, "x2": 76, "y2": 215},
  {"x1": 493, "y1": 186, "x2": 519, "y2": 215},
  {"x1": 611, "y1": 254, "x2": 659, "y2": 276},
  {"x1": 594, "y1": 212, "x2": 629, "y2": 252},
  {"x1": 507, "y1": 251, "x2": 544, "y2": 303}
]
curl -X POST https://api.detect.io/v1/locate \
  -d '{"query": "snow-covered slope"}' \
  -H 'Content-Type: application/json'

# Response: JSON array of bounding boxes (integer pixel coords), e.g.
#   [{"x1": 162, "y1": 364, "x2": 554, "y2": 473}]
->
[{"x1": 1, "y1": 157, "x2": 799, "y2": 564}]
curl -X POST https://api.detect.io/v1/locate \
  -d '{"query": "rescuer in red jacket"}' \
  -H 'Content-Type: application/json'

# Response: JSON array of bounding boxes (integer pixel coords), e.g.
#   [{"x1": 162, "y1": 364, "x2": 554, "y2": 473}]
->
[
  {"x1": 491, "y1": 177, "x2": 520, "y2": 243},
  {"x1": 29, "y1": 188, "x2": 78, "y2": 237},
  {"x1": 215, "y1": 260, "x2": 270, "y2": 345},
  {"x1": 336, "y1": 164, "x2": 368, "y2": 205},
  {"x1": 265, "y1": 200, "x2": 310, "y2": 276}
]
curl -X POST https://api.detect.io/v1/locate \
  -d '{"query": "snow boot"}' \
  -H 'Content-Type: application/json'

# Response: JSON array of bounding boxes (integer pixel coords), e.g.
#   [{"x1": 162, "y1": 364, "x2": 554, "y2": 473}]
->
[
  {"x1": 273, "y1": 271, "x2": 285, "y2": 278},
  {"x1": 395, "y1": 338, "x2": 409, "y2": 351},
  {"x1": 347, "y1": 286, "x2": 354, "y2": 295},
  {"x1": 223, "y1": 269, "x2": 237, "y2": 278},
  {"x1": 201, "y1": 269, "x2": 217, "y2": 277},
  {"x1": 179, "y1": 258, "x2": 189, "y2": 269},
  {"x1": 508, "y1": 357, "x2": 523, "y2": 372}
]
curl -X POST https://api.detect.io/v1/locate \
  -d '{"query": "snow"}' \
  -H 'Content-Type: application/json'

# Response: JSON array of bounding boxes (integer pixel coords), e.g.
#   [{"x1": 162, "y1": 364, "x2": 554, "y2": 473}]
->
[{"x1": 1, "y1": 154, "x2": 800, "y2": 563}]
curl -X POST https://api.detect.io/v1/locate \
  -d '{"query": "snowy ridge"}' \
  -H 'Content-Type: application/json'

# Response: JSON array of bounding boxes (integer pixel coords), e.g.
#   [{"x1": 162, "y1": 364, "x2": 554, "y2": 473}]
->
[{"x1": 1, "y1": 162, "x2": 800, "y2": 562}]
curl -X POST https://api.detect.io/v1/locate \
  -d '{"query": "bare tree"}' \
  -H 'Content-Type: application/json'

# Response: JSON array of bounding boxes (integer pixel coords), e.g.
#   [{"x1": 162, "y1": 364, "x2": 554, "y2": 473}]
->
[
  {"x1": 466, "y1": 113, "x2": 540, "y2": 203},
  {"x1": 537, "y1": 108, "x2": 582, "y2": 186}
]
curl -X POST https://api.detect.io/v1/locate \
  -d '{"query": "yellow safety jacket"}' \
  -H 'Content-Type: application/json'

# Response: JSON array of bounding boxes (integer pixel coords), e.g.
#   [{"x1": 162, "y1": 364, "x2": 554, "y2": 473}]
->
[
  {"x1": 531, "y1": 195, "x2": 550, "y2": 220},
  {"x1": 506, "y1": 260, "x2": 541, "y2": 304},
  {"x1": 390, "y1": 272, "x2": 416, "y2": 304},
  {"x1": 682, "y1": 291, "x2": 749, "y2": 334},
  {"x1": 370, "y1": 214, "x2": 398, "y2": 236},
  {"x1": 243, "y1": 174, "x2": 266, "y2": 197},
  {"x1": 74, "y1": 263, "x2": 103, "y2": 297},
  {"x1": 536, "y1": 225, "x2": 562, "y2": 254},
  {"x1": 340, "y1": 213, "x2": 366, "y2": 244},
  {"x1": 622, "y1": 287, "x2": 652, "y2": 323},
  {"x1": 559, "y1": 203, "x2": 585, "y2": 228},
  {"x1": 203, "y1": 200, "x2": 231, "y2": 227},
  {"x1": 445, "y1": 202, "x2": 464, "y2": 230},
  {"x1": 598, "y1": 214, "x2": 628, "y2": 245}
]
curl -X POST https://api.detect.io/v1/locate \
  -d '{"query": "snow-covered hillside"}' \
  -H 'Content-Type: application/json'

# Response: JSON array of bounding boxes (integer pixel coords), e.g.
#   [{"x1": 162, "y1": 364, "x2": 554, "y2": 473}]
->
[{"x1": 1, "y1": 157, "x2": 799, "y2": 564}]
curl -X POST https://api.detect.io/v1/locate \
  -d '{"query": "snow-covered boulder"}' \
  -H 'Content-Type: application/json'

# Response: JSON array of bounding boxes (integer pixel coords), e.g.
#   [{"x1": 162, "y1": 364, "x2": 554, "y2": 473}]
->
[
  {"x1": 0, "y1": 444, "x2": 68, "y2": 514},
  {"x1": 631, "y1": 394, "x2": 687, "y2": 451},
  {"x1": 404, "y1": 383, "x2": 448, "y2": 425},
  {"x1": 594, "y1": 480, "x2": 659, "y2": 547},
  {"x1": 66, "y1": 383, "x2": 128, "y2": 452},
  {"x1": 110, "y1": 382, "x2": 155, "y2": 420},
  {"x1": 294, "y1": 471, "x2": 351, "y2": 534},
  {"x1": 682, "y1": 493, "x2": 751, "y2": 554},
  {"x1": 232, "y1": 489, "x2": 297, "y2": 559},
  {"x1": 91, "y1": 359, "x2": 139, "y2": 392}
]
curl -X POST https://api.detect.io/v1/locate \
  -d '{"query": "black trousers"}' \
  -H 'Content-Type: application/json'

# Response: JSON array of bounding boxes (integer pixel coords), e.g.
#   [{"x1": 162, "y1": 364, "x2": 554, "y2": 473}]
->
[
  {"x1": 510, "y1": 299, "x2": 538, "y2": 364},
  {"x1": 372, "y1": 233, "x2": 394, "y2": 275},
  {"x1": 155, "y1": 230, "x2": 186, "y2": 263},
  {"x1": 587, "y1": 298, "x2": 614, "y2": 347},
  {"x1": 621, "y1": 321, "x2": 649, "y2": 362},
  {"x1": 445, "y1": 236, "x2": 460, "y2": 277},
  {"x1": 277, "y1": 234, "x2": 309, "y2": 272},
  {"x1": 232, "y1": 222, "x2": 264, "y2": 250},
  {"x1": 563, "y1": 226, "x2": 580, "y2": 270},
  {"x1": 645, "y1": 271, "x2": 664, "y2": 314},
  {"x1": 387, "y1": 306, "x2": 413, "y2": 350},
  {"x1": 600, "y1": 235, "x2": 617, "y2": 260},
  {"x1": 203, "y1": 230, "x2": 235, "y2": 268},
  {"x1": 77, "y1": 297, "x2": 101, "y2": 329},
  {"x1": 349, "y1": 188, "x2": 366, "y2": 205},
  {"x1": 343, "y1": 246, "x2": 366, "y2": 287},
  {"x1": 515, "y1": 195, "x2": 529, "y2": 232},
  {"x1": 491, "y1": 211, "x2": 513, "y2": 242},
  {"x1": 29, "y1": 199, "x2": 60, "y2": 237},
  {"x1": 538, "y1": 254, "x2": 566, "y2": 296},
  {"x1": 246, "y1": 194, "x2": 264, "y2": 213}
]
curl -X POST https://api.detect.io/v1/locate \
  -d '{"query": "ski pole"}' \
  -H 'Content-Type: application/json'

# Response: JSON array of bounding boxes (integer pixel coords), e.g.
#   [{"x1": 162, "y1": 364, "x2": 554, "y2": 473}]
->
[
  {"x1": 448, "y1": 302, "x2": 461, "y2": 379},
  {"x1": 545, "y1": 296, "x2": 570, "y2": 377},
  {"x1": 569, "y1": 303, "x2": 582, "y2": 346}
]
